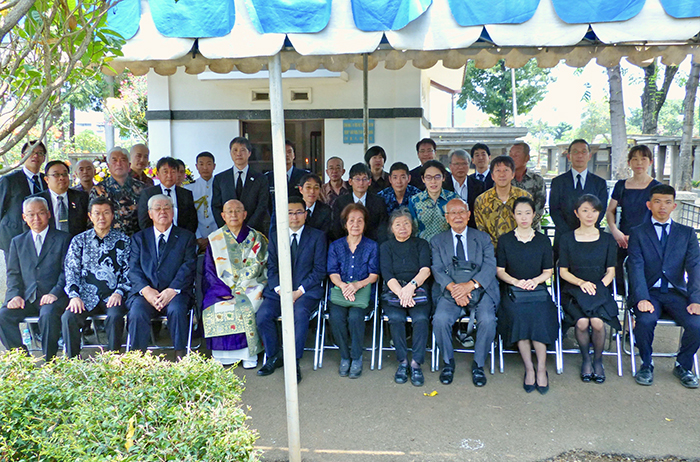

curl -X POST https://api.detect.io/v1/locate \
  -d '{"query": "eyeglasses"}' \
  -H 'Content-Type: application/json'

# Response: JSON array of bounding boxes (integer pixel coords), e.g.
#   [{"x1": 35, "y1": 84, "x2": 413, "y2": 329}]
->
[
  {"x1": 288, "y1": 210, "x2": 306, "y2": 216},
  {"x1": 418, "y1": 149, "x2": 435, "y2": 154},
  {"x1": 47, "y1": 173, "x2": 69, "y2": 178},
  {"x1": 351, "y1": 177, "x2": 370, "y2": 183},
  {"x1": 423, "y1": 174, "x2": 443, "y2": 182}
]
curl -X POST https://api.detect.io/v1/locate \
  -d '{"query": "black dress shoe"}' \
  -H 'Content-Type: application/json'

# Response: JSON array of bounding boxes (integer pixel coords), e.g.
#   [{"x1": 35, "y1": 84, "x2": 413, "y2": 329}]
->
[
  {"x1": 673, "y1": 364, "x2": 699, "y2": 388},
  {"x1": 394, "y1": 363, "x2": 409, "y2": 384},
  {"x1": 635, "y1": 364, "x2": 654, "y2": 386},
  {"x1": 537, "y1": 372, "x2": 549, "y2": 395},
  {"x1": 523, "y1": 373, "x2": 536, "y2": 393},
  {"x1": 296, "y1": 365, "x2": 302, "y2": 384},
  {"x1": 410, "y1": 366, "x2": 424, "y2": 387},
  {"x1": 439, "y1": 360, "x2": 455, "y2": 385},
  {"x1": 257, "y1": 355, "x2": 283, "y2": 376},
  {"x1": 471, "y1": 361, "x2": 487, "y2": 387}
]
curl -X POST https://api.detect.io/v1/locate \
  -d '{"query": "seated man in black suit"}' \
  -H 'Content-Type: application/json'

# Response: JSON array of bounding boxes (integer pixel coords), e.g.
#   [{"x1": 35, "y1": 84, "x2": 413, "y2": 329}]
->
[
  {"x1": 0, "y1": 197, "x2": 71, "y2": 360},
  {"x1": 138, "y1": 157, "x2": 198, "y2": 234},
  {"x1": 298, "y1": 173, "x2": 331, "y2": 235},
  {"x1": 431, "y1": 198, "x2": 498, "y2": 387},
  {"x1": 31, "y1": 160, "x2": 88, "y2": 237},
  {"x1": 128, "y1": 194, "x2": 197, "y2": 358},
  {"x1": 257, "y1": 196, "x2": 327, "y2": 383},
  {"x1": 331, "y1": 163, "x2": 387, "y2": 242},
  {"x1": 628, "y1": 185, "x2": 700, "y2": 388}
]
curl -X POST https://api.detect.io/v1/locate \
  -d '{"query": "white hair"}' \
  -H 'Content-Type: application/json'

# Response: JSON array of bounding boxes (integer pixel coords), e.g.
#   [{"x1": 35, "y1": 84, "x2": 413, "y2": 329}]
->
[
  {"x1": 107, "y1": 146, "x2": 130, "y2": 163},
  {"x1": 23, "y1": 196, "x2": 48, "y2": 213},
  {"x1": 147, "y1": 194, "x2": 173, "y2": 210}
]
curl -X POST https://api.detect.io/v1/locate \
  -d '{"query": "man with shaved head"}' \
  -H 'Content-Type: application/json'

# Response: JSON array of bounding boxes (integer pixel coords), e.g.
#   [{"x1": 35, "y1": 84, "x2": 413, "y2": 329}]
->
[
  {"x1": 72, "y1": 159, "x2": 96, "y2": 194},
  {"x1": 130, "y1": 143, "x2": 154, "y2": 187}
]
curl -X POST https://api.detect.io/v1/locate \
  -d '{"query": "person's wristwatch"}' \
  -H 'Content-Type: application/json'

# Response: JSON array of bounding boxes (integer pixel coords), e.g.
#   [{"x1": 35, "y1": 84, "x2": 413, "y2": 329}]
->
[
  {"x1": 471, "y1": 279, "x2": 480, "y2": 289},
  {"x1": 410, "y1": 280, "x2": 418, "y2": 286}
]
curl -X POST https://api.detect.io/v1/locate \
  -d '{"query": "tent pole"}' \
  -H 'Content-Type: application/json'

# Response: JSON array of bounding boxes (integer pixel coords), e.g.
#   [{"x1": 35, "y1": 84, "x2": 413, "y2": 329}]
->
[
  {"x1": 363, "y1": 53, "x2": 369, "y2": 153},
  {"x1": 511, "y1": 68, "x2": 518, "y2": 126},
  {"x1": 268, "y1": 52, "x2": 302, "y2": 462}
]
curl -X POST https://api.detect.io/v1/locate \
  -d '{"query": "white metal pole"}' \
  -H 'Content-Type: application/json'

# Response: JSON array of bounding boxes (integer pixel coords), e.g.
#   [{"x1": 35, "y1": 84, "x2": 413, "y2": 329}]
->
[
  {"x1": 511, "y1": 68, "x2": 518, "y2": 126},
  {"x1": 268, "y1": 53, "x2": 302, "y2": 462},
  {"x1": 363, "y1": 54, "x2": 369, "y2": 153}
]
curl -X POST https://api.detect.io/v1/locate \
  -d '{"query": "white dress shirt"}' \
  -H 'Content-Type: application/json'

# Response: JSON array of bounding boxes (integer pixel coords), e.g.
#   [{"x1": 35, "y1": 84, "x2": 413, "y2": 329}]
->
[
  {"x1": 48, "y1": 189, "x2": 68, "y2": 229},
  {"x1": 31, "y1": 226, "x2": 49, "y2": 256},
  {"x1": 353, "y1": 192, "x2": 367, "y2": 206},
  {"x1": 571, "y1": 168, "x2": 589, "y2": 189},
  {"x1": 160, "y1": 184, "x2": 179, "y2": 223},
  {"x1": 451, "y1": 228, "x2": 469, "y2": 261},
  {"x1": 651, "y1": 217, "x2": 673, "y2": 289}
]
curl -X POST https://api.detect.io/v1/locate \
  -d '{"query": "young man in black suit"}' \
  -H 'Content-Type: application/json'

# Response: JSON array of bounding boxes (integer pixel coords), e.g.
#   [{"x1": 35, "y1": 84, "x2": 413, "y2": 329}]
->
[
  {"x1": 137, "y1": 157, "x2": 198, "y2": 234},
  {"x1": 468, "y1": 143, "x2": 494, "y2": 190},
  {"x1": 628, "y1": 185, "x2": 700, "y2": 388},
  {"x1": 0, "y1": 197, "x2": 71, "y2": 360},
  {"x1": 265, "y1": 139, "x2": 308, "y2": 213},
  {"x1": 212, "y1": 136, "x2": 269, "y2": 234},
  {"x1": 31, "y1": 160, "x2": 88, "y2": 237}
]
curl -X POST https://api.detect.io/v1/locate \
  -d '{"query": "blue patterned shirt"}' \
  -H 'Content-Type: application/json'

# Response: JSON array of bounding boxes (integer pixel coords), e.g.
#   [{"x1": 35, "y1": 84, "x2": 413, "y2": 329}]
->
[
  {"x1": 408, "y1": 189, "x2": 459, "y2": 243},
  {"x1": 377, "y1": 184, "x2": 421, "y2": 214},
  {"x1": 327, "y1": 236, "x2": 379, "y2": 283}
]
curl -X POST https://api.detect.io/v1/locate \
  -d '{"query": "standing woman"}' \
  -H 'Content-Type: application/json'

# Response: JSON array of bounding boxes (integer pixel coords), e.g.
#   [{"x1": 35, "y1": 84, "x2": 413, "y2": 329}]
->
[
  {"x1": 605, "y1": 145, "x2": 660, "y2": 291},
  {"x1": 380, "y1": 208, "x2": 432, "y2": 386},
  {"x1": 408, "y1": 160, "x2": 458, "y2": 243},
  {"x1": 327, "y1": 203, "x2": 379, "y2": 379},
  {"x1": 496, "y1": 197, "x2": 557, "y2": 394},
  {"x1": 559, "y1": 194, "x2": 619, "y2": 384}
]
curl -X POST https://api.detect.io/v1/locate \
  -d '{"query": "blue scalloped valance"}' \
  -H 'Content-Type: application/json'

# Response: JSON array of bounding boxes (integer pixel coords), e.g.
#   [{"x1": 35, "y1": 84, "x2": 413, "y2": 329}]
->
[
  {"x1": 150, "y1": 0, "x2": 235, "y2": 38},
  {"x1": 551, "y1": 0, "x2": 646, "y2": 24},
  {"x1": 447, "y1": 0, "x2": 539, "y2": 26},
  {"x1": 244, "y1": 0, "x2": 332, "y2": 33},
  {"x1": 351, "y1": 0, "x2": 432, "y2": 31}
]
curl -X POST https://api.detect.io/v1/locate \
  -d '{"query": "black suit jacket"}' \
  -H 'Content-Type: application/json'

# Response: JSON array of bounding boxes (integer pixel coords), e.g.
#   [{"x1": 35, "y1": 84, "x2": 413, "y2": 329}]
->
[
  {"x1": 331, "y1": 193, "x2": 388, "y2": 243},
  {"x1": 29, "y1": 189, "x2": 88, "y2": 237},
  {"x1": 128, "y1": 225, "x2": 197, "y2": 298},
  {"x1": 306, "y1": 201, "x2": 332, "y2": 235},
  {"x1": 5, "y1": 228, "x2": 71, "y2": 303},
  {"x1": 443, "y1": 176, "x2": 484, "y2": 229},
  {"x1": 138, "y1": 185, "x2": 198, "y2": 234},
  {"x1": 0, "y1": 170, "x2": 46, "y2": 252},
  {"x1": 549, "y1": 170, "x2": 609, "y2": 242},
  {"x1": 628, "y1": 220, "x2": 700, "y2": 306},
  {"x1": 469, "y1": 171, "x2": 494, "y2": 190},
  {"x1": 263, "y1": 226, "x2": 327, "y2": 301},
  {"x1": 212, "y1": 167, "x2": 269, "y2": 234},
  {"x1": 265, "y1": 166, "x2": 308, "y2": 212},
  {"x1": 409, "y1": 165, "x2": 453, "y2": 191}
]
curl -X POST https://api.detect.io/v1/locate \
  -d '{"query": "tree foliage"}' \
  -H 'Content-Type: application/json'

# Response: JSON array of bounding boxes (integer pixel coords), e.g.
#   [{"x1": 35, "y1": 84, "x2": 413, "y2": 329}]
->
[
  {"x1": 640, "y1": 59, "x2": 679, "y2": 135},
  {"x1": 0, "y1": 0, "x2": 125, "y2": 173},
  {"x1": 457, "y1": 59, "x2": 555, "y2": 127},
  {"x1": 576, "y1": 100, "x2": 611, "y2": 144},
  {"x1": 105, "y1": 73, "x2": 148, "y2": 144}
]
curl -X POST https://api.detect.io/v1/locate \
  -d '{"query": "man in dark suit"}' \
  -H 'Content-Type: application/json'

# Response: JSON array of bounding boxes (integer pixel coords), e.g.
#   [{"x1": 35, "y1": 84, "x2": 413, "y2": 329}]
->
[
  {"x1": 0, "y1": 197, "x2": 71, "y2": 360},
  {"x1": 30, "y1": 160, "x2": 88, "y2": 237},
  {"x1": 408, "y1": 138, "x2": 453, "y2": 191},
  {"x1": 431, "y1": 198, "x2": 498, "y2": 387},
  {"x1": 330, "y1": 163, "x2": 388, "y2": 242},
  {"x1": 257, "y1": 196, "x2": 327, "y2": 383},
  {"x1": 212, "y1": 136, "x2": 269, "y2": 234},
  {"x1": 127, "y1": 194, "x2": 197, "y2": 358},
  {"x1": 443, "y1": 149, "x2": 484, "y2": 228},
  {"x1": 549, "y1": 139, "x2": 609, "y2": 257},
  {"x1": 298, "y1": 173, "x2": 331, "y2": 235},
  {"x1": 0, "y1": 140, "x2": 47, "y2": 254},
  {"x1": 265, "y1": 140, "x2": 308, "y2": 213},
  {"x1": 628, "y1": 185, "x2": 700, "y2": 388},
  {"x1": 468, "y1": 143, "x2": 494, "y2": 190},
  {"x1": 138, "y1": 157, "x2": 198, "y2": 234}
]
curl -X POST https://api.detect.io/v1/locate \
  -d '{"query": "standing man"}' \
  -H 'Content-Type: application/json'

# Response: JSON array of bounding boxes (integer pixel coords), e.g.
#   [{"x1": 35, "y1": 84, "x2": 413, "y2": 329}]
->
[
  {"x1": 409, "y1": 138, "x2": 452, "y2": 190},
  {"x1": 469, "y1": 143, "x2": 494, "y2": 190},
  {"x1": 127, "y1": 194, "x2": 197, "y2": 357},
  {"x1": 257, "y1": 196, "x2": 327, "y2": 383},
  {"x1": 443, "y1": 149, "x2": 484, "y2": 229},
  {"x1": 138, "y1": 157, "x2": 198, "y2": 234},
  {"x1": 431, "y1": 198, "x2": 498, "y2": 387},
  {"x1": 474, "y1": 156, "x2": 531, "y2": 249},
  {"x1": 72, "y1": 159, "x2": 96, "y2": 193},
  {"x1": 0, "y1": 197, "x2": 71, "y2": 360},
  {"x1": 265, "y1": 140, "x2": 308, "y2": 213},
  {"x1": 629, "y1": 185, "x2": 700, "y2": 388},
  {"x1": 322, "y1": 156, "x2": 350, "y2": 208},
  {"x1": 32, "y1": 160, "x2": 89, "y2": 238},
  {"x1": 366, "y1": 146, "x2": 390, "y2": 194},
  {"x1": 185, "y1": 151, "x2": 217, "y2": 249},
  {"x1": 0, "y1": 140, "x2": 47, "y2": 255},
  {"x1": 175, "y1": 159, "x2": 187, "y2": 187},
  {"x1": 212, "y1": 136, "x2": 269, "y2": 234},
  {"x1": 297, "y1": 173, "x2": 332, "y2": 235},
  {"x1": 509, "y1": 142, "x2": 546, "y2": 231},
  {"x1": 61, "y1": 197, "x2": 131, "y2": 358},
  {"x1": 130, "y1": 143, "x2": 154, "y2": 187},
  {"x1": 377, "y1": 162, "x2": 420, "y2": 214},
  {"x1": 90, "y1": 146, "x2": 144, "y2": 236},
  {"x1": 549, "y1": 139, "x2": 608, "y2": 257}
]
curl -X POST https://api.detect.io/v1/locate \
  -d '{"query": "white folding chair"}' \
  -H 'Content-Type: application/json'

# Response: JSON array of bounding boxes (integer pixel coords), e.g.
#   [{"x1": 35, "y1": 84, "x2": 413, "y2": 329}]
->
[
  {"x1": 377, "y1": 309, "x2": 433, "y2": 370},
  {"x1": 430, "y1": 315, "x2": 496, "y2": 375}
]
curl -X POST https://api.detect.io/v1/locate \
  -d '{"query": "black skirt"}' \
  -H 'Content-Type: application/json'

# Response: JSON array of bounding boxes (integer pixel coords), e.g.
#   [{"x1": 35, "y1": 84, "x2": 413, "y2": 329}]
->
[{"x1": 498, "y1": 284, "x2": 559, "y2": 346}]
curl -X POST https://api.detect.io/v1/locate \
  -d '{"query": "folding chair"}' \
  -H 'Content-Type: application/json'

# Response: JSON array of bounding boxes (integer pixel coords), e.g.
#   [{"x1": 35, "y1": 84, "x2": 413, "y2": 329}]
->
[
  {"x1": 315, "y1": 279, "x2": 380, "y2": 371},
  {"x1": 125, "y1": 309, "x2": 198, "y2": 354},
  {"x1": 497, "y1": 274, "x2": 563, "y2": 374},
  {"x1": 555, "y1": 265, "x2": 623, "y2": 377},
  {"x1": 622, "y1": 258, "x2": 699, "y2": 375},
  {"x1": 430, "y1": 315, "x2": 496, "y2": 375},
  {"x1": 377, "y1": 307, "x2": 433, "y2": 371},
  {"x1": 20, "y1": 317, "x2": 42, "y2": 353}
]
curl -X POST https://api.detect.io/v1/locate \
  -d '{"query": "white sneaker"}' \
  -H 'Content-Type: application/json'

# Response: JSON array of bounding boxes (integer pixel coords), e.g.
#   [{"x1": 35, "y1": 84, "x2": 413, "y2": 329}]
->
[{"x1": 242, "y1": 359, "x2": 258, "y2": 369}]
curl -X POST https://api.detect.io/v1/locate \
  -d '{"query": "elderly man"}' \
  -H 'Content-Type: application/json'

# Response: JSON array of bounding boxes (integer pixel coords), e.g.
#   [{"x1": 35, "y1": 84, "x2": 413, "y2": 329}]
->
[
  {"x1": 0, "y1": 197, "x2": 71, "y2": 360},
  {"x1": 431, "y1": 198, "x2": 499, "y2": 387},
  {"x1": 322, "y1": 156, "x2": 351, "y2": 207},
  {"x1": 127, "y1": 194, "x2": 197, "y2": 357},
  {"x1": 365, "y1": 145, "x2": 390, "y2": 194},
  {"x1": 265, "y1": 140, "x2": 308, "y2": 212},
  {"x1": 72, "y1": 159, "x2": 96, "y2": 193},
  {"x1": 61, "y1": 197, "x2": 131, "y2": 358},
  {"x1": 90, "y1": 146, "x2": 144, "y2": 236},
  {"x1": 377, "y1": 162, "x2": 421, "y2": 214},
  {"x1": 509, "y1": 142, "x2": 546, "y2": 230},
  {"x1": 468, "y1": 143, "x2": 494, "y2": 189},
  {"x1": 31, "y1": 160, "x2": 89, "y2": 237},
  {"x1": 443, "y1": 149, "x2": 484, "y2": 228},
  {"x1": 130, "y1": 143, "x2": 154, "y2": 187}
]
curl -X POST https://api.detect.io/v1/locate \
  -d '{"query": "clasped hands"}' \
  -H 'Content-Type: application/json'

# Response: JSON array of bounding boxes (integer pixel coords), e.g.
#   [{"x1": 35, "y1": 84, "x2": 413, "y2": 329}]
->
[
  {"x1": 142, "y1": 287, "x2": 177, "y2": 311},
  {"x1": 340, "y1": 281, "x2": 363, "y2": 302},
  {"x1": 514, "y1": 279, "x2": 538, "y2": 291},
  {"x1": 448, "y1": 280, "x2": 477, "y2": 307}
]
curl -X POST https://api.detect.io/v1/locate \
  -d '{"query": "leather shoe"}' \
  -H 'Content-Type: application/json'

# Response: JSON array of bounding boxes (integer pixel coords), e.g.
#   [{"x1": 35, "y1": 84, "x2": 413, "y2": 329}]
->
[
  {"x1": 537, "y1": 372, "x2": 549, "y2": 395},
  {"x1": 471, "y1": 361, "x2": 487, "y2": 387},
  {"x1": 394, "y1": 363, "x2": 408, "y2": 384},
  {"x1": 673, "y1": 364, "x2": 699, "y2": 389},
  {"x1": 635, "y1": 364, "x2": 654, "y2": 386},
  {"x1": 439, "y1": 360, "x2": 455, "y2": 385},
  {"x1": 523, "y1": 373, "x2": 536, "y2": 393},
  {"x1": 349, "y1": 358, "x2": 363, "y2": 379},
  {"x1": 296, "y1": 365, "x2": 302, "y2": 384},
  {"x1": 339, "y1": 359, "x2": 351, "y2": 377},
  {"x1": 410, "y1": 366, "x2": 425, "y2": 387},
  {"x1": 257, "y1": 354, "x2": 283, "y2": 376}
]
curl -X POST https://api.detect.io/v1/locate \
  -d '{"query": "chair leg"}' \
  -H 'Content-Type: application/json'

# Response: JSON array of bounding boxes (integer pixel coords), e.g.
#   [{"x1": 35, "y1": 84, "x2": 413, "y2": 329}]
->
[
  {"x1": 629, "y1": 310, "x2": 637, "y2": 376},
  {"x1": 498, "y1": 335, "x2": 504, "y2": 373},
  {"x1": 616, "y1": 330, "x2": 623, "y2": 377},
  {"x1": 319, "y1": 316, "x2": 326, "y2": 368},
  {"x1": 490, "y1": 341, "x2": 495, "y2": 375},
  {"x1": 370, "y1": 306, "x2": 378, "y2": 371},
  {"x1": 186, "y1": 310, "x2": 194, "y2": 355},
  {"x1": 313, "y1": 304, "x2": 322, "y2": 371},
  {"x1": 378, "y1": 317, "x2": 385, "y2": 371}
]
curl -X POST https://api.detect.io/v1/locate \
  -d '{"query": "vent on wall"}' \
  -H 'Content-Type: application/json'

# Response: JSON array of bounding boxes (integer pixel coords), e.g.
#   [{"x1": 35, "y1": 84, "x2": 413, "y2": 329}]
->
[
  {"x1": 251, "y1": 89, "x2": 269, "y2": 102},
  {"x1": 290, "y1": 87, "x2": 312, "y2": 103}
]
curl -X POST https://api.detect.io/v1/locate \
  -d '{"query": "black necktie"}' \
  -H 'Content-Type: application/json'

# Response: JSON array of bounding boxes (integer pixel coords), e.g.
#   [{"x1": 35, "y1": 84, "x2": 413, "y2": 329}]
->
[
  {"x1": 291, "y1": 233, "x2": 299, "y2": 262},
  {"x1": 307, "y1": 208, "x2": 312, "y2": 219},
  {"x1": 165, "y1": 188, "x2": 171, "y2": 197},
  {"x1": 455, "y1": 234, "x2": 466, "y2": 262},
  {"x1": 654, "y1": 222, "x2": 669, "y2": 293},
  {"x1": 31, "y1": 175, "x2": 42, "y2": 194},
  {"x1": 476, "y1": 173, "x2": 484, "y2": 182},
  {"x1": 575, "y1": 173, "x2": 583, "y2": 194},
  {"x1": 235, "y1": 171, "x2": 243, "y2": 198},
  {"x1": 158, "y1": 234, "x2": 166, "y2": 259},
  {"x1": 57, "y1": 196, "x2": 68, "y2": 232}
]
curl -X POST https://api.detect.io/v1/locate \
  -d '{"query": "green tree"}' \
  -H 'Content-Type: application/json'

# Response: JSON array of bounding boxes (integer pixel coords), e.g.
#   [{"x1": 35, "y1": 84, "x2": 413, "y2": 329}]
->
[
  {"x1": 73, "y1": 129, "x2": 106, "y2": 153},
  {"x1": 576, "y1": 100, "x2": 611, "y2": 143},
  {"x1": 105, "y1": 73, "x2": 148, "y2": 143},
  {"x1": 457, "y1": 59, "x2": 555, "y2": 126}
]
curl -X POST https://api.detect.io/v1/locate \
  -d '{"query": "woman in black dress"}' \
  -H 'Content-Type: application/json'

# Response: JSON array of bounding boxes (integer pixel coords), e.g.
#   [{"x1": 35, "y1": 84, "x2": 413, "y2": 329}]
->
[
  {"x1": 496, "y1": 197, "x2": 557, "y2": 394},
  {"x1": 379, "y1": 208, "x2": 432, "y2": 386},
  {"x1": 559, "y1": 194, "x2": 619, "y2": 384}
]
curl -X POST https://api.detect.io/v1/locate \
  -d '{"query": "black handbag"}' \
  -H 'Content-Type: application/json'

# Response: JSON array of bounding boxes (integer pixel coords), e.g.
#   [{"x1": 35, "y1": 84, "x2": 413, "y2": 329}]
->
[
  {"x1": 381, "y1": 283, "x2": 429, "y2": 307},
  {"x1": 507, "y1": 285, "x2": 550, "y2": 303},
  {"x1": 446, "y1": 258, "x2": 485, "y2": 307}
]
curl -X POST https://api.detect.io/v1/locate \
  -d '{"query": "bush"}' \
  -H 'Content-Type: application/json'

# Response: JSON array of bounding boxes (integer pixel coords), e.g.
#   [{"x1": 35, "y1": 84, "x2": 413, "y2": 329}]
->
[{"x1": 0, "y1": 351, "x2": 260, "y2": 461}]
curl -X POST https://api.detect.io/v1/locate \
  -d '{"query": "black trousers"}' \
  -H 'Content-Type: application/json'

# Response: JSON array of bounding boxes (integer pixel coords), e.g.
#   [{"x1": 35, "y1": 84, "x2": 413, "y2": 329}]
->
[
  {"x1": 328, "y1": 301, "x2": 371, "y2": 361},
  {"x1": 128, "y1": 293, "x2": 190, "y2": 351},
  {"x1": 0, "y1": 297, "x2": 66, "y2": 360},
  {"x1": 383, "y1": 300, "x2": 430, "y2": 365},
  {"x1": 256, "y1": 294, "x2": 320, "y2": 360},
  {"x1": 61, "y1": 301, "x2": 127, "y2": 358}
]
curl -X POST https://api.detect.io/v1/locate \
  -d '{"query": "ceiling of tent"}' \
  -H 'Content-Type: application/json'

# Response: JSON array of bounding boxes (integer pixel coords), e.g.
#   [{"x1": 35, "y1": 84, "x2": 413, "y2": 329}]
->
[{"x1": 104, "y1": 0, "x2": 700, "y2": 76}]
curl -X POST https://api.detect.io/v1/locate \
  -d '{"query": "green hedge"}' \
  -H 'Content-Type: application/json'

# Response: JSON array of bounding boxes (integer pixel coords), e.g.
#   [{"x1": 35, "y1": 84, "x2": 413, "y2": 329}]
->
[{"x1": 0, "y1": 351, "x2": 260, "y2": 461}]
